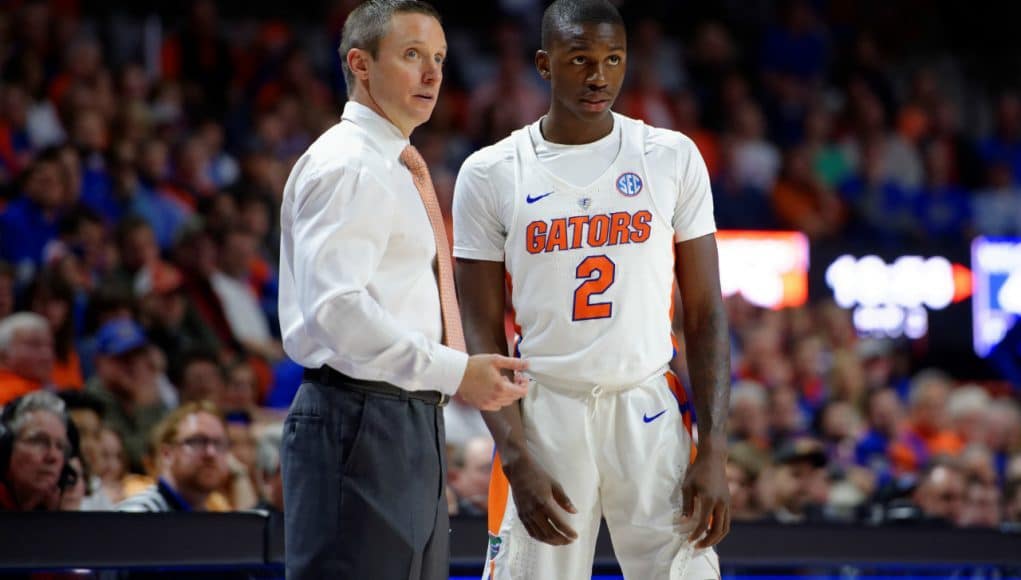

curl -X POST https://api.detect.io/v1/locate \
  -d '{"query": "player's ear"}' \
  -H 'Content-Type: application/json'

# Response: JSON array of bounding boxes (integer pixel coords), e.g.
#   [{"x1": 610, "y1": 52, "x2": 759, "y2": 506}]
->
[
  {"x1": 348, "y1": 48, "x2": 372, "y2": 82},
  {"x1": 535, "y1": 50, "x2": 551, "y2": 80}
]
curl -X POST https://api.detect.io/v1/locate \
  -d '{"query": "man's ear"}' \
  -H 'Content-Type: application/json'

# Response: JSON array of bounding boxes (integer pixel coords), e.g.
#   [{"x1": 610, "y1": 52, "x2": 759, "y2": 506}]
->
[
  {"x1": 535, "y1": 50, "x2": 551, "y2": 80},
  {"x1": 347, "y1": 48, "x2": 372, "y2": 83}
]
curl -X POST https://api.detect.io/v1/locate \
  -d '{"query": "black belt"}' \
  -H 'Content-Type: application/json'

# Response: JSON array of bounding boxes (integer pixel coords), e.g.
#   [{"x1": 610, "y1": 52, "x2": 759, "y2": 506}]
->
[{"x1": 303, "y1": 366, "x2": 450, "y2": 407}]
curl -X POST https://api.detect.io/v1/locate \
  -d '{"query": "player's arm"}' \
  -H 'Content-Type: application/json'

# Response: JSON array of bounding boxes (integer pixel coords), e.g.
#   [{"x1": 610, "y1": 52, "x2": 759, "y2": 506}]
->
[
  {"x1": 455, "y1": 257, "x2": 578, "y2": 545},
  {"x1": 675, "y1": 234, "x2": 732, "y2": 548}
]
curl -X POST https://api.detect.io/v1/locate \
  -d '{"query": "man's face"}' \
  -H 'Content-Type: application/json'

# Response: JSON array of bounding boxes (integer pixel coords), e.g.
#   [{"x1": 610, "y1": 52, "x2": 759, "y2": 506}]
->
[
  {"x1": 223, "y1": 365, "x2": 257, "y2": 412},
  {"x1": 915, "y1": 465, "x2": 965, "y2": 521},
  {"x1": 165, "y1": 412, "x2": 229, "y2": 496},
  {"x1": 181, "y1": 361, "x2": 225, "y2": 405},
  {"x1": 24, "y1": 161, "x2": 65, "y2": 210},
  {"x1": 226, "y1": 422, "x2": 257, "y2": 473},
  {"x1": 123, "y1": 226, "x2": 159, "y2": 271},
  {"x1": 540, "y1": 22, "x2": 626, "y2": 123},
  {"x1": 99, "y1": 428, "x2": 126, "y2": 479},
  {"x1": 97, "y1": 348, "x2": 154, "y2": 393},
  {"x1": 956, "y1": 482, "x2": 1002, "y2": 528},
  {"x1": 360, "y1": 12, "x2": 446, "y2": 136},
  {"x1": 220, "y1": 232, "x2": 256, "y2": 278},
  {"x1": 726, "y1": 462, "x2": 753, "y2": 515},
  {"x1": 2, "y1": 325, "x2": 54, "y2": 383},
  {"x1": 68, "y1": 408, "x2": 102, "y2": 474},
  {"x1": 452, "y1": 438, "x2": 493, "y2": 508},
  {"x1": 775, "y1": 460, "x2": 825, "y2": 514},
  {"x1": 869, "y1": 390, "x2": 903, "y2": 435},
  {"x1": 912, "y1": 383, "x2": 949, "y2": 434},
  {"x1": 8, "y1": 410, "x2": 68, "y2": 499}
]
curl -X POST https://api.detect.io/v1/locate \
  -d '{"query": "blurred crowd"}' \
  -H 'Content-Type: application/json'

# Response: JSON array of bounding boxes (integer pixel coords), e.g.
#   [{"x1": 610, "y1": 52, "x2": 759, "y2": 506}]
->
[{"x1": 0, "y1": 0, "x2": 1019, "y2": 535}]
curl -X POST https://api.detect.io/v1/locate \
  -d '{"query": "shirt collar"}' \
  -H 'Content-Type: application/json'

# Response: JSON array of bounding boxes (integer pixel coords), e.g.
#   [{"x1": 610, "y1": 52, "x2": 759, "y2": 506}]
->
[
  {"x1": 341, "y1": 100, "x2": 410, "y2": 164},
  {"x1": 157, "y1": 477, "x2": 193, "y2": 512}
]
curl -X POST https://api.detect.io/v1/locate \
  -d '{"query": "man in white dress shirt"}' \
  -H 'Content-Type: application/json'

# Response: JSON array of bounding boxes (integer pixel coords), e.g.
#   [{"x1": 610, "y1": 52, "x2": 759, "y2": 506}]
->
[{"x1": 276, "y1": 1, "x2": 528, "y2": 578}]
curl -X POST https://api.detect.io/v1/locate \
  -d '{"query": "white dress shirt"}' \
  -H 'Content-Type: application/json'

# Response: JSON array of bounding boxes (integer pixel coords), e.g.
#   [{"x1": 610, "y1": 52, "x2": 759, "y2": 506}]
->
[
  {"x1": 278, "y1": 101, "x2": 468, "y2": 395},
  {"x1": 210, "y1": 270, "x2": 272, "y2": 345}
]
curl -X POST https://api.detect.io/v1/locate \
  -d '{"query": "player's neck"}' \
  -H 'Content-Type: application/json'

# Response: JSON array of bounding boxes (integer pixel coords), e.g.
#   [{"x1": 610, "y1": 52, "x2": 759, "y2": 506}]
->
[{"x1": 541, "y1": 109, "x2": 614, "y2": 145}]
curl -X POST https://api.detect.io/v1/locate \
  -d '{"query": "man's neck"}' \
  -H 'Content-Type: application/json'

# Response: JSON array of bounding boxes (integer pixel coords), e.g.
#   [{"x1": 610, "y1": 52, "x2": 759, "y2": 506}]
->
[
  {"x1": 350, "y1": 86, "x2": 411, "y2": 138},
  {"x1": 540, "y1": 107, "x2": 614, "y2": 145}
]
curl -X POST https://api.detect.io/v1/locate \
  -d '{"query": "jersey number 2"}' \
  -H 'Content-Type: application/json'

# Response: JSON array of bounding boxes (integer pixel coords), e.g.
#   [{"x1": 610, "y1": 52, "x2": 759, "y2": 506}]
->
[{"x1": 573, "y1": 255, "x2": 616, "y2": 321}]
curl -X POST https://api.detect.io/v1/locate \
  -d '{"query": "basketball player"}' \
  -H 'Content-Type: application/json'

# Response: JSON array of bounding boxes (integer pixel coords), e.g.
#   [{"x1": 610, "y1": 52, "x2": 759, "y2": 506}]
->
[{"x1": 453, "y1": 1, "x2": 731, "y2": 578}]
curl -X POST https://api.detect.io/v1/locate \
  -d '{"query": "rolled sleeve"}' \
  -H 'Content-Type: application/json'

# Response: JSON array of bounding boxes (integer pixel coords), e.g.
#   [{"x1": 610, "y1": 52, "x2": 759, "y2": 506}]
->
[{"x1": 290, "y1": 165, "x2": 467, "y2": 393}]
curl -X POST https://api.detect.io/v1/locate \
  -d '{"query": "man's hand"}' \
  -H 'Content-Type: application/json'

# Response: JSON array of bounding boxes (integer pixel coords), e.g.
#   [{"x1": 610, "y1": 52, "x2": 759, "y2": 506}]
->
[
  {"x1": 679, "y1": 444, "x2": 730, "y2": 549},
  {"x1": 504, "y1": 457, "x2": 578, "y2": 546},
  {"x1": 458, "y1": 355, "x2": 528, "y2": 411}
]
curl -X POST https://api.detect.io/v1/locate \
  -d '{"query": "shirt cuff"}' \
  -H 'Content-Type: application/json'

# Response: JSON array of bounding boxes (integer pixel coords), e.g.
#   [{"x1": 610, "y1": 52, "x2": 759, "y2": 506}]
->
[
  {"x1": 453, "y1": 246, "x2": 504, "y2": 261},
  {"x1": 420, "y1": 345, "x2": 470, "y2": 396},
  {"x1": 674, "y1": 224, "x2": 717, "y2": 243}
]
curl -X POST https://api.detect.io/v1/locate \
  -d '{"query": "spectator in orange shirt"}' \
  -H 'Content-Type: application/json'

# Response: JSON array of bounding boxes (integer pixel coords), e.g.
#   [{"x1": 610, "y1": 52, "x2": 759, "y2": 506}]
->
[
  {"x1": 0, "y1": 312, "x2": 55, "y2": 405},
  {"x1": 945, "y1": 385, "x2": 991, "y2": 446},
  {"x1": 889, "y1": 370, "x2": 964, "y2": 474},
  {"x1": 771, "y1": 145, "x2": 846, "y2": 240}
]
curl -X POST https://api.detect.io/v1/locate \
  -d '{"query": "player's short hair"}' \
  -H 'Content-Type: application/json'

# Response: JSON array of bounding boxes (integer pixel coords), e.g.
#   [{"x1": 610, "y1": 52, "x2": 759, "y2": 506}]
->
[
  {"x1": 338, "y1": 0, "x2": 442, "y2": 97},
  {"x1": 541, "y1": 0, "x2": 624, "y2": 50}
]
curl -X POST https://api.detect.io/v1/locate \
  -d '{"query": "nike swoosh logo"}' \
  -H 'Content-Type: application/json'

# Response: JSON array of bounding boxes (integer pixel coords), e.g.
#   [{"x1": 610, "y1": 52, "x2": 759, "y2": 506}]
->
[
  {"x1": 526, "y1": 191, "x2": 554, "y2": 204},
  {"x1": 643, "y1": 410, "x2": 667, "y2": 423}
]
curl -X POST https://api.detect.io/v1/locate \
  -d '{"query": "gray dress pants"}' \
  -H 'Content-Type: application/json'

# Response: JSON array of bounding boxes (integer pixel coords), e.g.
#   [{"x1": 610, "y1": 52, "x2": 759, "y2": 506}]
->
[{"x1": 282, "y1": 375, "x2": 449, "y2": 579}]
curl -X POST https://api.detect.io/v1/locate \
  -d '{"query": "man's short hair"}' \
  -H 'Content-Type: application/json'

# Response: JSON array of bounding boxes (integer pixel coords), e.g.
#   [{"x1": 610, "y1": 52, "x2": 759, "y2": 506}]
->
[
  {"x1": 152, "y1": 400, "x2": 225, "y2": 449},
  {"x1": 0, "y1": 312, "x2": 49, "y2": 354},
  {"x1": 338, "y1": 0, "x2": 441, "y2": 97},
  {"x1": 172, "y1": 349, "x2": 224, "y2": 387},
  {"x1": 541, "y1": 0, "x2": 624, "y2": 50},
  {"x1": 57, "y1": 390, "x2": 106, "y2": 420}
]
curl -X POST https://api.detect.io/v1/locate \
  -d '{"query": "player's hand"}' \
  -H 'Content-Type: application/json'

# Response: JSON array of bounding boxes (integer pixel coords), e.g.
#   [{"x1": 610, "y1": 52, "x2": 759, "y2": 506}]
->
[
  {"x1": 504, "y1": 457, "x2": 578, "y2": 546},
  {"x1": 457, "y1": 355, "x2": 529, "y2": 411},
  {"x1": 679, "y1": 442, "x2": 730, "y2": 549}
]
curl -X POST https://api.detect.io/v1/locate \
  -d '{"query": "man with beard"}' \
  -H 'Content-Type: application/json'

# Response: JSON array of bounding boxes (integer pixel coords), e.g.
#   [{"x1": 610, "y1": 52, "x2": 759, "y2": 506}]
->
[{"x1": 116, "y1": 401, "x2": 229, "y2": 512}]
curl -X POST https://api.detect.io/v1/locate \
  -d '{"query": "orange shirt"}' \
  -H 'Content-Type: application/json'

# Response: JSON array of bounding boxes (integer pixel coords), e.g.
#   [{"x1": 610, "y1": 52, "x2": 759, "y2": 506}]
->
[
  {"x1": 0, "y1": 369, "x2": 43, "y2": 406},
  {"x1": 51, "y1": 351, "x2": 84, "y2": 390}
]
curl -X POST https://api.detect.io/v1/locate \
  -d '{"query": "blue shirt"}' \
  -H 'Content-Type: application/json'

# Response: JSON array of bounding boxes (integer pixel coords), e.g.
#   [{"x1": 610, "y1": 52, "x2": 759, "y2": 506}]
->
[{"x1": 0, "y1": 196, "x2": 60, "y2": 273}]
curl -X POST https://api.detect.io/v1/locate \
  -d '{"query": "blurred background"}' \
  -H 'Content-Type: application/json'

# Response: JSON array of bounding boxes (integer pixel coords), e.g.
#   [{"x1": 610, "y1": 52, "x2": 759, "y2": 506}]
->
[{"x1": 0, "y1": 0, "x2": 1020, "y2": 575}]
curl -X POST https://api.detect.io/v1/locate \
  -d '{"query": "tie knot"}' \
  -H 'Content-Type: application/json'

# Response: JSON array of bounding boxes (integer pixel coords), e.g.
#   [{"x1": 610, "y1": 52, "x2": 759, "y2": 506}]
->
[{"x1": 400, "y1": 145, "x2": 427, "y2": 177}]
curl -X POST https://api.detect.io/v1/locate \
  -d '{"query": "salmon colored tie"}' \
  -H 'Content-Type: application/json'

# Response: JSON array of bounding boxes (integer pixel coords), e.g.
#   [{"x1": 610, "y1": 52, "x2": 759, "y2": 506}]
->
[{"x1": 400, "y1": 144, "x2": 466, "y2": 352}]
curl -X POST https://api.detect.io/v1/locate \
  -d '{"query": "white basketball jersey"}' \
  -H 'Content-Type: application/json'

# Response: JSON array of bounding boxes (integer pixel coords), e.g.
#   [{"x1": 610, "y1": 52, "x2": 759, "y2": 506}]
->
[{"x1": 502, "y1": 114, "x2": 677, "y2": 389}]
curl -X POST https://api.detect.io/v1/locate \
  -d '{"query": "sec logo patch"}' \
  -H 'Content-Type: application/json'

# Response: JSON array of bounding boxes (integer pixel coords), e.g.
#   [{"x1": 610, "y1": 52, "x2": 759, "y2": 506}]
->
[{"x1": 616, "y1": 172, "x2": 643, "y2": 197}]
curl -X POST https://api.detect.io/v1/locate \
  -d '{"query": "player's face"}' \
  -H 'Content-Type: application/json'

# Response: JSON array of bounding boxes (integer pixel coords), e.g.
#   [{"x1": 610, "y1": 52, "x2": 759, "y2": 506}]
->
[
  {"x1": 539, "y1": 22, "x2": 626, "y2": 122},
  {"x1": 363, "y1": 12, "x2": 446, "y2": 137}
]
